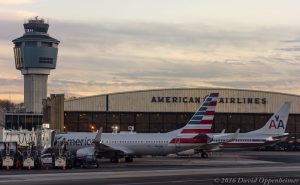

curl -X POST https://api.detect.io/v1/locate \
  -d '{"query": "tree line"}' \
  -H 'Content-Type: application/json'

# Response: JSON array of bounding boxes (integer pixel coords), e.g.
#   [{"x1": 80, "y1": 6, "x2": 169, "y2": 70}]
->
[{"x1": 0, "y1": 99, "x2": 23, "y2": 112}]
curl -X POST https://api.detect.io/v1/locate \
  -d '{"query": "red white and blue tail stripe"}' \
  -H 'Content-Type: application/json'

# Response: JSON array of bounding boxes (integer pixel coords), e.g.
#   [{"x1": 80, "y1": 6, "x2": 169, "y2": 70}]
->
[{"x1": 180, "y1": 93, "x2": 219, "y2": 134}]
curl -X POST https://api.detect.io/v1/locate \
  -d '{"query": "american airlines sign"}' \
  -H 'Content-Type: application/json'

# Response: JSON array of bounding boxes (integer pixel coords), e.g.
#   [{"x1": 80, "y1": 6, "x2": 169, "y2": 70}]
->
[{"x1": 151, "y1": 96, "x2": 267, "y2": 104}]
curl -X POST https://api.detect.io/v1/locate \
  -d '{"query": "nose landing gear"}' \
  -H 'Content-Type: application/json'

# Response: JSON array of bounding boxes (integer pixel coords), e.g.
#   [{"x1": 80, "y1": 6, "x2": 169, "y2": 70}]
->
[{"x1": 201, "y1": 152, "x2": 208, "y2": 158}]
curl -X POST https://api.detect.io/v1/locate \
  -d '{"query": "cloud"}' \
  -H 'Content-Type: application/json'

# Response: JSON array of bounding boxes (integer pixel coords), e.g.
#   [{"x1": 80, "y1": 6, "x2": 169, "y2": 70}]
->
[
  {"x1": 0, "y1": 78, "x2": 22, "y2": 86},
  {"x1": 2, "y1": 17, "x2": 300, "y2": 101},
  {"x1": 281, "y1": 39, "x2": 300, "y2": 43},
  {"x1": 0, "y1": 10, "x2": 37, "y2": 21},
  {"x1": 0, "y1": 77, "x2": 23, "y2": 102},
  {"x1": 277, "y1": 47, "x2": 300, "y2": 52},
  {"x1": 0, "y1": 0, "x2": 33, "y2": 4},
  {"x1": 277, "y1": 39, "x2": 300, "y2": 53},
  {"x1": 45, "y1": 21, "x2": 300, "y2": 98}
]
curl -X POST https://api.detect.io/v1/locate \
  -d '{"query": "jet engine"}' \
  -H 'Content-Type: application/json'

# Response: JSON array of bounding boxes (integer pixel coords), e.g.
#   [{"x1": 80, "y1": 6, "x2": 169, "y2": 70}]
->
[{"x1": 76, "y1": 147, "x2": 95, "y2": 159}]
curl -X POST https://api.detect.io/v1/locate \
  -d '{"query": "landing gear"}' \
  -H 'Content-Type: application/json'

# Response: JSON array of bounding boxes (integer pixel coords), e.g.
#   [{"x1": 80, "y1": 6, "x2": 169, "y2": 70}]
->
[
  {"x1": 201, "y1": 152, "x2": 208, "y2": 158},
  {"x1": 125, "y1": 156, "x2": 133, "y2": 163}
]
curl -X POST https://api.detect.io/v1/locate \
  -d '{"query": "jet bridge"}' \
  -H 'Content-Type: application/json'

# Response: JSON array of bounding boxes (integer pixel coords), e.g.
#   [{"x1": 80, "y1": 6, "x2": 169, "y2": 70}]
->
[{"x1": 3, "y1": 128, "x2": 53, "y2": 149}]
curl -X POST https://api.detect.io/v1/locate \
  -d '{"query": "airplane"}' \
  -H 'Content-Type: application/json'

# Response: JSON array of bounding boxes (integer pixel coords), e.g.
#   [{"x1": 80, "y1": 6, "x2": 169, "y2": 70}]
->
[
  {"x1": 177, "y1": 128, "x2": 240, "y2": 156},
  {"x1": 177, "y1": 101, "x2": 291, "y2": 155},
  {"x1": 52, "y1": 93, "x2": 227, "y2": 162}
]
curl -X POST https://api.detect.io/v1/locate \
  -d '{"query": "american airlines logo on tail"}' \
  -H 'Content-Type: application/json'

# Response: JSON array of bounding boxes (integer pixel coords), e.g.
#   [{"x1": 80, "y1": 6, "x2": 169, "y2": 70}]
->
[
  {"x1": 269, "y1": 115, "x2": 285, "y2": 129},
  {"x1": 179, "y1": 93, "x2": 218, "y2": 134},
  {"x1": 170, "y1": 93, "x2": 219, "y2": 144}
]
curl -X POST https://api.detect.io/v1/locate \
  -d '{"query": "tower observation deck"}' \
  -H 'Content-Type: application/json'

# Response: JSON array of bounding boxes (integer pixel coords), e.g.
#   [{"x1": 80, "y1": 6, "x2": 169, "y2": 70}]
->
[{"x1": 12, "y1": 17, "x2": 60, "y2": 113}]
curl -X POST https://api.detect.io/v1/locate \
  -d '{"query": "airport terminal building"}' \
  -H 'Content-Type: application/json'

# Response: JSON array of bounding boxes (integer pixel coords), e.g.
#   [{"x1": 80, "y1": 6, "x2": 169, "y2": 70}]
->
[{"x1": 64, "y1": 88, "x2": 300, "y2": 134}]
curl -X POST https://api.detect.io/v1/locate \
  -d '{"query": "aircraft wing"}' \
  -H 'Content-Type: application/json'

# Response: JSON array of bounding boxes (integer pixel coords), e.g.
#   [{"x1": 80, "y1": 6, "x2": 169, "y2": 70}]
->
[
  {"x1": 94, "y1": 142, "x2": 134, "y2": 155},
  {"x1": 194, "y1": 129, "x2": 240, "y2": 152},
  {"x1": 272, "y1": 134, "x2": 289, "y2": 141},
  {"x1": 195, "y1": 142, "x2": 222, "y2": 152},
  {"x1": 92, "y1": 128, "x2": 133, "y2": 157},
  {"x1": 259, "y1": 134, "x2": 289, "y2": 147}
]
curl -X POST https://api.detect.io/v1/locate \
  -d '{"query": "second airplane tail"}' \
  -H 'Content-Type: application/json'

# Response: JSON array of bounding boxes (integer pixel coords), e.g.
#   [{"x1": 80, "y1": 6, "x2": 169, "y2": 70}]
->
[{"x1": 248, "y1": 102, "x2": 291, "y2": 136}]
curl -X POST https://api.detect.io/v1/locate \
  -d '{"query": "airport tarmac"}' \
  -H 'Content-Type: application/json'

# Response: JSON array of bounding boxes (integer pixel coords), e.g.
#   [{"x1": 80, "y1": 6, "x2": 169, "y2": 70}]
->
[{"x1": 0, "y1": 151, "x2": 300, "y2": 185}]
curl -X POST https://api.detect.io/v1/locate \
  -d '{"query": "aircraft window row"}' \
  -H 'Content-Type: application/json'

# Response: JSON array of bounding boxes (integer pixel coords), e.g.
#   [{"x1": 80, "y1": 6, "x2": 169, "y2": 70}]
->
[
  {"x1": 104, "y1": 140, "x2": 168, "y2": 144},
  {"x1": 236, "y1": 139, "x2": 254, "y2": 142},
  {"x1": 215, "y1": 139, "x2": 255, "y2": 142}
]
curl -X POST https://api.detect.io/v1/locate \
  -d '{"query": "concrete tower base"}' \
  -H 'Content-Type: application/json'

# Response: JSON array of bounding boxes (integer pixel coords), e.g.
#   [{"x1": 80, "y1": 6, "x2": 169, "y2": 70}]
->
[{"x1": 24, "y1": 74, "x2": 48, "y2": 113}]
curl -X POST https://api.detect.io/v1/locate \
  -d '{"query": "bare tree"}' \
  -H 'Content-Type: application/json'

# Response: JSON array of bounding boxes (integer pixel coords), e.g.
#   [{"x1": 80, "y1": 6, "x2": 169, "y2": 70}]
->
[{"x1": 0, "y1": 99, "x2": 16, "y2": 112}]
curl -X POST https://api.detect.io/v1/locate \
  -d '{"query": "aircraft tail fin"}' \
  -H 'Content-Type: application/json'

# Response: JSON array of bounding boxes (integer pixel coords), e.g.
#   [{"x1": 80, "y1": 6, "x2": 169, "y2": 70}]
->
[
  {"x1": 248, "y1": 102, "x2": 291, "y2": 135},
  {"x1": 178, "y1": 93, "x2": 219, "y2": 134}
]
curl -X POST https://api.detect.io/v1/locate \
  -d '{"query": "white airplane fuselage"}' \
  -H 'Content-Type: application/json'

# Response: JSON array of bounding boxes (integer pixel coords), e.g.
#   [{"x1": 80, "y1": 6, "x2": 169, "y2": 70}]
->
[
  {"x1": 56, "y1": 131, "x2": 207, "y2": 156},
  {"x1": 209, "y1": 133, "x2": 281, "y2": 149}
]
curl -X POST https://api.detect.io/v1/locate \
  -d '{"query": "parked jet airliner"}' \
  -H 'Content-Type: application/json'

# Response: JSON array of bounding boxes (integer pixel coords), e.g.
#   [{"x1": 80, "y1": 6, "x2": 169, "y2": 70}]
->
[
  {"x1": 53, "y1": 93, "x2": 230, "y2": 162},
  {"x1": 177, "y1": 101, "x2": 291, "y2": 155}
]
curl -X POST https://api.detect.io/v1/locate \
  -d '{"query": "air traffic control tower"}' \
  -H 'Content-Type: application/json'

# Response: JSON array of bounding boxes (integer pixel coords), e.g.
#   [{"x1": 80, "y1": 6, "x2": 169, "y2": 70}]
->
[{"x1": 12, "y1": 17, "x2": 60, "y2": 113}]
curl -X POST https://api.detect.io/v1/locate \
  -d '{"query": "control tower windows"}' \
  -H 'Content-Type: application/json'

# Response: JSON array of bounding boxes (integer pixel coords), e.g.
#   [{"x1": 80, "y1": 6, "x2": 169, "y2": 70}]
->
[
  {"x1": 39, "y1": 57, "x2": 53, "y2": 64},
  {"x1": 25, "y1": 41, "x2": 37, "y2": 46},
  {"x1": 15, "y1": 57, "x2": 24, "y2": 68},
  {"x1": 14, "y1": 42, "x2": 22, "y2": 47},
  {"x1": 41, "y1": 42, "x2": 52, "y2": 47},
  {"x1": 52, "y1": 43, "x2": 58, "y2": 48},
  {"x1": 14, "y1": 47, "x2": 23, "y2": 68}
]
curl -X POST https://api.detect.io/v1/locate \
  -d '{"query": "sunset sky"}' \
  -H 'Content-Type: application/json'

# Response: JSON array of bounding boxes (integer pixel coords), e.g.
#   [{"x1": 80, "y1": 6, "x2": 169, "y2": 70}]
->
[{"x1": 0, "y1": 0, "x2": 300, "y2": 102}]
